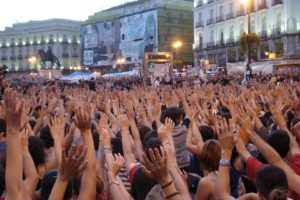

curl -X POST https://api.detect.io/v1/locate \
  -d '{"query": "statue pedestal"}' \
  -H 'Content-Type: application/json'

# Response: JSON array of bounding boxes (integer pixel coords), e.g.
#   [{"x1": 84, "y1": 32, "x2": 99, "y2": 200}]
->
[
  {"x1": 45, "y1": 61, "x2": 52, "y2": 69},
  {"x1": 38, "y1": 70, "x2": 62, "y2": 79}
]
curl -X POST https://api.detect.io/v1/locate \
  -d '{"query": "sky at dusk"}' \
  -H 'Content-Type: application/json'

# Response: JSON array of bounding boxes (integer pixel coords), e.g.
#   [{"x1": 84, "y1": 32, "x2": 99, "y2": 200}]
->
[{"x1": 0, "y1": 0, "x2": 136, "y2": 30}]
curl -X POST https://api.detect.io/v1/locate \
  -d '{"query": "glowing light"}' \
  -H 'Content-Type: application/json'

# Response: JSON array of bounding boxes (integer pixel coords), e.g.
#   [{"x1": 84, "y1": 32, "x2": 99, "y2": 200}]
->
[
  {"x1": 6, "y1": 43, "x2": 10, "y2": 47},
  {"x1": 239, "y1": 0, "x2": 248, "y2": 4},
  {"x1": 70, "y1": 66, "x2": 73, "y2": 70},
  {"x1": 59, "y1": 38, "x2": 63, "y2": 42},
  {"x1": 173, "y1": 41, "x2": 182, "y2": 49}
]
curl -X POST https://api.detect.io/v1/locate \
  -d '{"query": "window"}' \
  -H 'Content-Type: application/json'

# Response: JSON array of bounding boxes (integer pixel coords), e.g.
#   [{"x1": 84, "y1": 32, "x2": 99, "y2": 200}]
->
[
  {"x1": 229, "y1": 2, "x2": 233, "y2": 13},
  {"x1": 122, "y1": 34, "x2": 125, "y2": 40},
  {"x1": 262, "y1": 17, "x2": 267, "y2": 32},
  {"x1": 230, "y1": 26, "x2": 234, "y2": 39},
  {"x1": 219, "y1": 6, "x2": 224, "y2": 16},
  {"x1": 210, "y1": 30, "x2": 214, "y2": 42},
  {"x1": 199, "y1": 12, "x2": 202, "y2": 22},
  {"x1": 210, "y1": 9, "x2": 214, "y2": 19}
]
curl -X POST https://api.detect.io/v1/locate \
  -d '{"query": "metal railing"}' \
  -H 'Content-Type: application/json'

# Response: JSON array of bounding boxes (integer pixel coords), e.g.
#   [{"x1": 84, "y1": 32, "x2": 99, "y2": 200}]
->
[
  {"x1": 216, "y1": 15, "x2": 225, "y2": 22},
  {"x1": 206, "y1": 41, "x2": 215, "y2": 48},
  {"x1": 236, "y1": 9, "x2": 246, "y2": 17},
  {"x1": 226, "y1": 12, "x2": 235, "y2": 20},
  {"x1": 195, "y1": 21, "x2": 204, "y2": 28},
  {"x1": 226, "y1": 38, "x2": 235, "y2": 45},
  {"x1": 272, "y1": 0, "x2": 283, "y2": 6},
  {"x1": 206, "y1": 18, "x2": 215, "y2": 25}
]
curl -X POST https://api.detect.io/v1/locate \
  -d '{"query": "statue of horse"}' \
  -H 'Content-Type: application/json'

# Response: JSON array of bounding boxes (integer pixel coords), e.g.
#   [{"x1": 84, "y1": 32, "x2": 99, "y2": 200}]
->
[{"x1": 38, "y1": 47, "x2": 61, "y2": 68}]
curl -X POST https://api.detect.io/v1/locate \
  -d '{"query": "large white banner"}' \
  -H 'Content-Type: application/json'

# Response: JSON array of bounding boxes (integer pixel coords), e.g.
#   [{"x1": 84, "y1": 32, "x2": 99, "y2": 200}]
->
[
  {"x1": 84, "y1": 33, "x2": 98, "y2": 49},
  {"x1": 84, "y1": 50, "x2": 94, "y2": 66}
]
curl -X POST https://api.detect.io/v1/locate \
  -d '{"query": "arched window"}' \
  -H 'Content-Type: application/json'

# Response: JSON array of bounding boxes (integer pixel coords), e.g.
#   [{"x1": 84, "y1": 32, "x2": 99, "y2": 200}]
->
[
  {"x1": 210, "y1": 30, "x2": 214, "y2": 42},
  {"x1": 230, "y1": 26, "x2": 234, "y2": 39},
  {"x1": 262, "y1": 17, "x2": 267, "y2": 32}
]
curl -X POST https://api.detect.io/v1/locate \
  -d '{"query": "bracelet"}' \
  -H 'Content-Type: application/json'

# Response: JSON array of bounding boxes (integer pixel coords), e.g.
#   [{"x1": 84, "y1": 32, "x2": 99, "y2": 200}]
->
[
  {"x1": 161, "y1": 180, "x2": 172, "y2": 189},
  {"x1": 166, "y1": 192, "x2": 179, "y2": 199},
  {"x1": 103, "y1": 148, "x2": 112, "y2": 154},
  {"x1": 109, "y1": 180, "x2": 119, "y2": 186}
]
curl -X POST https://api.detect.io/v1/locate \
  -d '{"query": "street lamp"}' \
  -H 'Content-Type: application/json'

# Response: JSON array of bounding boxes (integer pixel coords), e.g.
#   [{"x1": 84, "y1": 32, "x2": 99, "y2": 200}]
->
[
  {"x1": 172, "y1": 41, "x2": 182, "y2": 58},
  {"x1": 240, "y1": 0, "x2": 252, "y2": 81},
  {"x1": 28, "y1": 56, "x2": 37, "y2": 70}
]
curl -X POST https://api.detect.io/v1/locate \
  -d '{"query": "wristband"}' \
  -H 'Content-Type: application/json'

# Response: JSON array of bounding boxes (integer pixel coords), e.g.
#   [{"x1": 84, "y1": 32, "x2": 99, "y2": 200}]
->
[
  {"x1": 161, "y1": 180, "x2": 172, "y2": 189},
  {"x1": 109, "y1": 180, "x2": 119, "y2": 186},
  {"x1": 166, "y1": 192, "x2": 179, "y2": 199}
]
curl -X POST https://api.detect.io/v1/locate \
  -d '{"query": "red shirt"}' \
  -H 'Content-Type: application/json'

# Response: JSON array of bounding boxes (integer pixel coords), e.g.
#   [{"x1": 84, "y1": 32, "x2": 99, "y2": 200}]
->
[{"x1": 246, "y1": 154, "x2": 300, "y2": 200}]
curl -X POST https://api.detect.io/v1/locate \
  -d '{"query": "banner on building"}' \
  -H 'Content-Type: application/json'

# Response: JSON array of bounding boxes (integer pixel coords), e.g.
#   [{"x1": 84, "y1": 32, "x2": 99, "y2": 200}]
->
[{"x1": 84, "y1": 50, "x2": 94, "y2": 65}]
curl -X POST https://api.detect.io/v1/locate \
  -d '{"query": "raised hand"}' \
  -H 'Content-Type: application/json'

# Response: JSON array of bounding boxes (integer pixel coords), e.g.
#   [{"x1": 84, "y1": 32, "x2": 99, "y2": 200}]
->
[
  {"x1": 4, "y1": 89, "x2": 24, "y2": 131},
  {"x1": 58, "y1": 145, "x2": 88, "y2": 181},
  {"x1": 217, "y1": 118, "x2": 238, "y2": 152},
  {"x1": 48, "y1": 110, "x2": 68, "y2": 141},
  {"x1": 75, "y1": 105, "x2": 92, "y2": 133},
  {"x1": 142, "y1": 147, "x2": 170, "y2": 185},
  {"x1": 165, "y1": 117, "x2": 175, "y2": 135},
  {"x1": 117, "y1": 114, "x2": 130, "y2": 129},
  {"x1": 108, "y1": 154, "x2": 125, "y2": 179}
]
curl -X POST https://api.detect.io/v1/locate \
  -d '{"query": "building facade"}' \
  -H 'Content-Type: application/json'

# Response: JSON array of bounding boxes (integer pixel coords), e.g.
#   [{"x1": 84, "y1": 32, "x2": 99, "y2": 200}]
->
[
  {"x1": 194, "y1": 0, "x2": 300, "y2": 68},
  {"x1": 0, "y1": 19, "x2": 81, "y2": 71},
  {"x1": 81, "y1": 0, "x2": 194, "y2": 71}
]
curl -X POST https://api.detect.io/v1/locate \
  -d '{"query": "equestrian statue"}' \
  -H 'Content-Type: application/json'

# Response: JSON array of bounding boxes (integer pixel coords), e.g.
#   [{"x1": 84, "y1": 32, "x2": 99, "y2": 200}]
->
[{"x1": 38, "y1": 46, "x2": 61, "y2": 68}]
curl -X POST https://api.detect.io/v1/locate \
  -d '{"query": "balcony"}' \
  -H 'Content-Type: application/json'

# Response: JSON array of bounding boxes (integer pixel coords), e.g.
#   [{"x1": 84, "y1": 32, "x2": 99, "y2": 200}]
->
[
  {"x1": 226, "y1": 38, "x2": 236, "y2": 46},
  {"x1": 216, "y1": 15, "x2": 225, "y2": 23},
  {"x1": 195, "y1": 21, "x2": 204, "y2": 28},
  {"x1": 216, "y1": 40, "x2": 225, "y2": 47},
  {"x1": 206, "y1": 42, "x2": 215, "y2": 49},
  {"x1": 196, "y1": 0, "x2": 204, "y2": 7},
  {"x1": 62, "y1": 53, "x2": 69, "y2": 57},
  {"x1": 10, "y1": 55, "x2": 16, "y2": 60},
  {"x1": 259, "y1": 31, "x2": 268, "y2": 38},
  {"x1": 206, "y1": 18, "x2": 215, "y2": 25},
  {"x1": 1, "y1": 56, "x2": 7, "y2": 61},
  {"x1": 17, "y1": 55, "x2": 23, "y2": 59},
  {"x1": 226, "y1": 12, "x2": 235, "y2": 20},
  {"x1": 271, "y1": 27, "x2": 282, "y2": 37},
  {"x1": 194, "y1": 46, "x2": 202, "y2": 51},
  {"x1": 72, "y1": 54, "x2": 79, "y2": 58},
  {"x1": 236, "y1": 9, "x2": 246, "y2": 17},
  {"x1": 258, "y1": 1, "x2": 267, "y2": 10},
  {"x1": 207, "y1": 0, "x2": 214, "y2": 4},
  {"x1": 272, "y1": 0, "x2": 283, "y2": 6}
]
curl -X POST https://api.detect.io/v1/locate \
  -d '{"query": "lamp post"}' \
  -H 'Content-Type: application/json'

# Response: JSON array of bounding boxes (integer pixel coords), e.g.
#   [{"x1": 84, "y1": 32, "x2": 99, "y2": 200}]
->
[
  {"x1": 28, "y1": 56, "x2": 37, "y2": 70},
  {"x1": 240, "y1": 0, "x2": 252, "y2": 81}
]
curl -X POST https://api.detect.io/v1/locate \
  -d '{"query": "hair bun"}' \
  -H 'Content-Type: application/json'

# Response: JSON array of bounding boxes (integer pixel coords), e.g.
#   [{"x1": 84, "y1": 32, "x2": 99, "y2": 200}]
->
[{"x1": 269, "y1": 188, "x2": 287, "y2": 200}]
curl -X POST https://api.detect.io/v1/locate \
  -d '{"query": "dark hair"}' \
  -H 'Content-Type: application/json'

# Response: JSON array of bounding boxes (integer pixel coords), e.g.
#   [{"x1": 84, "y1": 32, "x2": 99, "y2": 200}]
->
[
  {"x1": 111, "y1": 137, "x2": 123, "y2": 156},
  {"x1": 28, "y1": 119, "x2": 36, "y2": 130},
  {"x1": 0, "y1": 118, "x2": 6, "y2": 137},
  {"x1": 28, "y1": 136, "x2": 45, "y2": 167},
  {"x1": 39, "y1": 125, "x2": 54, "y2": 149},
  {"x1": 138, "y1": 125, "x2": 152, "y2": 144},
  {"x1": 199, "y1": 140, "x2": 221, "y2": 172},
  {"x1": 40, "y1": 170, "x2": 72, "y2": 200},
  {"x1": 160, "y1": 107, "x2": 184, "y2": 125},
  {"x1": 199, "y1": 125, "x2": 217, "y2": 141},
  {"x1": 131, "y1": 168, "x2": 157, "y2": 200},
  {"x1": 142, "y1": 130, "x2": 158, "y2": 149},
  {"x1": 145, "y1": 138, "x2": 162, "y2": 160},
  {"x1": 255, "y1": 165, "x2": 288, "y2": 200},
  {"x1": 267, "y1": 130, "x2": 290, "y2": 158}
]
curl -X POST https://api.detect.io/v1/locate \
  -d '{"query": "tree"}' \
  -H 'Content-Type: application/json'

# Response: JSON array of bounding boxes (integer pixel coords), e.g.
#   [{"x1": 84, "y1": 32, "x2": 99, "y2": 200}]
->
[
  {"x1": 239, "y1": 32, "x2": 260, "y2": 77},
  {"x1": 239, "y1": 32, "x2": 260, "y2": 61}
]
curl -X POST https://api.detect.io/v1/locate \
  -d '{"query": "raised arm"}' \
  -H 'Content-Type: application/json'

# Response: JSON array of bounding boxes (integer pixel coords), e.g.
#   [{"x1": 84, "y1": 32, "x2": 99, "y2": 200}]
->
[
  {"x1": 75, "y1": 105, "x2": 97, "y2": 200},
  {"x1": 21, "y1": 128, "x2": 39, "y2": 199},
  {"x1": 4, "y1": 89, "x2": 24, "y2": 200},
  {"x1": 239, "y1": 111, "x2": 300, "y2": 195},
  {"x1": 118, "y1": 114, "x2": 136, "y2": 171},
  {"x1": 216, "y1": 119, "x2": 237, "y2": 200},
  {"x1": 49, "y1": 145, "x2": 87, "y2": 200}
]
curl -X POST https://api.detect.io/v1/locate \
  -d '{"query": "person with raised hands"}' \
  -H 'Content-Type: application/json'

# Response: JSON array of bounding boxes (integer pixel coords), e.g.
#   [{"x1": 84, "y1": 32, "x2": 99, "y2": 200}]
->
[
  {"x1": 74, "y1": 104, "x2": 97, "y2": 200},
  {"x1": 49, "y1": 145, "x2": 88, "y2": 200},
  {"x1": 4, "y1": 88, "x2": 25, "y2": 200},
  {"x1": 142, "y1": 147, "x2": 181, "y2": 200},
  {"x1": 238, "y1": 109, "x2": 300, "y2": 199}
]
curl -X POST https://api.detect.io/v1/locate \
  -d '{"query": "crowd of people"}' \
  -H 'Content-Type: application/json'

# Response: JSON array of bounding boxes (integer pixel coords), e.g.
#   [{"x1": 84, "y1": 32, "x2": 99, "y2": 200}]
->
[{"x1": 0, "y1": 71, "x2": 299, "y2": 200}]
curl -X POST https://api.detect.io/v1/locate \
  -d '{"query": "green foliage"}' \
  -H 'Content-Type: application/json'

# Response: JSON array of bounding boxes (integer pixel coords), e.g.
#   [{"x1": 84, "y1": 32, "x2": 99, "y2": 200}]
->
[{"x1": 239, "y1": 32, "x2": 260, "y2": 54}]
